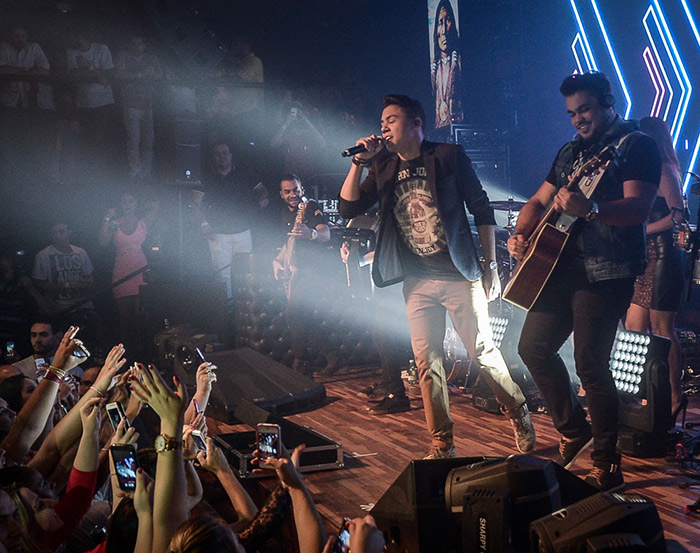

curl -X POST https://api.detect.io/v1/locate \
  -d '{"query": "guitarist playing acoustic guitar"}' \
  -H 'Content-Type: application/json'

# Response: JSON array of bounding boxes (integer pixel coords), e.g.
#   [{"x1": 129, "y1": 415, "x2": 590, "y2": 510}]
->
[
  {"x1": 506, "y1": 72, "x2": 661, "y2": 492},
  {"x1": 273, "y1": 174, "x2": 330, "y2": 375}
]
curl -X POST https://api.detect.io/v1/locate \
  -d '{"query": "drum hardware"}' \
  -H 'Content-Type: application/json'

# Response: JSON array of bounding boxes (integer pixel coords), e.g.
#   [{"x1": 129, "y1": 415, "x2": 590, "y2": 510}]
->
[{"x1": 491, "y1": 198, "x2": 525, "y2": 279}]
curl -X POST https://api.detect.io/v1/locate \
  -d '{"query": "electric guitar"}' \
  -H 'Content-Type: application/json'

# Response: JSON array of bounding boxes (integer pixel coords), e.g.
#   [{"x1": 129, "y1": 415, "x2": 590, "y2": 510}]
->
[
  {"x1": 503, "y1": 145, "x2": 622, "y2": 310},
  {"x1": 276, "y1": 201, "x2": 307, "y2": 298}
]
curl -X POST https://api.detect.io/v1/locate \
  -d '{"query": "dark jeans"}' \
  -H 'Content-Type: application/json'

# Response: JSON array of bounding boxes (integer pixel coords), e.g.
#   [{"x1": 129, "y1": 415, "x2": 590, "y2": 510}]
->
[{"x1": 518, "y1": 262, "x2": 634, "y2": 465}]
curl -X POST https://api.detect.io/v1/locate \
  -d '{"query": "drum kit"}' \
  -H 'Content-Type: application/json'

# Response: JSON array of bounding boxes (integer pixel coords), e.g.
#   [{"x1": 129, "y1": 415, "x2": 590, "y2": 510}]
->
[{"x1": 486, "y1": 197, "x2": 526, "y2": 283}]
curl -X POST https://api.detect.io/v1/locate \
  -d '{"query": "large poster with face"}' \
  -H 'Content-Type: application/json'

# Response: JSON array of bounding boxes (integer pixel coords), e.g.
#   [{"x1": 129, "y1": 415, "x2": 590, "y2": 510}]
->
[{"x1": 428, "y1": 0, "x2": 463, "y2": 129}]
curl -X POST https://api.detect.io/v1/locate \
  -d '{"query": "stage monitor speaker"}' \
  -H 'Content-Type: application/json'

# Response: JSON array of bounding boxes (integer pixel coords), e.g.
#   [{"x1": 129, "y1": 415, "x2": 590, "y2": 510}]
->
[
  {"x1": 373, "y1": 455, "x2": 596, "y2": 553},
  {"x1": 530, "y1": 492, "x2": 666, "y2": 553},
  {"x1": 173, "y1": 346, "x2": 326, "y2": 421},
  {"x1": 372, "y1": 456, "x2": 489, "y2": 553},
  {"x1": 445, "y1": 456, "x2": 590, "y2": 552}
]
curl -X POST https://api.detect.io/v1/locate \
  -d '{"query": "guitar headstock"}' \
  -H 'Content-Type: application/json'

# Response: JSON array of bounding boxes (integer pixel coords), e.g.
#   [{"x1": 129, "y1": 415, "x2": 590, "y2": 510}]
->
[{"x1": 578, "y1": 145, "x2": 624, "y2": 178}]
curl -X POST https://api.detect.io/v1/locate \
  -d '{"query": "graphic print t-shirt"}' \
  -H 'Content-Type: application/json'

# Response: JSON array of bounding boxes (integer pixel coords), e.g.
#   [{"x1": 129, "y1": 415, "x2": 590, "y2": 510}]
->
[
  {"x1": 32, "y1": 245, "x2": 94, "y2": 310},
  {"x1": 391, "y1": 156, "x2": 462, "y2": 279}
]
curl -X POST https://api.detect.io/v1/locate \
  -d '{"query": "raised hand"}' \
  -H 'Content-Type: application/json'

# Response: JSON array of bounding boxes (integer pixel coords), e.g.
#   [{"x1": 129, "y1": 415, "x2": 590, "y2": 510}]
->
[
  {"x1": 93, "y1": 344, "x2": 127, "y2": 393},
  {"x1": 51, "y1": 325, "x2": 81, "y2": 371},
  {"x1": 130, "y1": 364, "x2": 187, "y2": 424},
  {"x1": 133, "y1": 468, "x2": 155, "y2": 517},
  {"x1": 110, "y1": 417, "x2": 139, "y2": 447},
  {"x1": 349, "y1": 515, "x2": 385, "y2": 553},
  {"x1": 252, "y1": 443, "x2": 306, "y2": 491},
  {"x1": 195, "y1": 361, "x2": 217, "y2": 391},
  {"x1": 196, "y1": 437, "x2": 232, "y2": 475},
  {"x1": 80, "y1": 396, "x2": 102, "y2": 437}
]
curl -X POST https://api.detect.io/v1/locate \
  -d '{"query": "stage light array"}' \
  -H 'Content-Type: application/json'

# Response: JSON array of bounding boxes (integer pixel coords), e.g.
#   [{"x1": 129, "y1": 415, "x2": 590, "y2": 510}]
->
[{"x1": 610, "y1": 330, "x2": 651, "y2": 396}]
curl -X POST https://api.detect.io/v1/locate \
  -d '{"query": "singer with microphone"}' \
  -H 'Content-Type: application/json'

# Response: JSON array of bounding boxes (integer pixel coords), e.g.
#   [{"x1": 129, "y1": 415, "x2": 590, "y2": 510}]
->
[
  {"x1": 338, "y1": 94, "x2": 535, "y2": 460},
  {"x1": 273, "y1": 174, "x2": 338, "y2": 377}
]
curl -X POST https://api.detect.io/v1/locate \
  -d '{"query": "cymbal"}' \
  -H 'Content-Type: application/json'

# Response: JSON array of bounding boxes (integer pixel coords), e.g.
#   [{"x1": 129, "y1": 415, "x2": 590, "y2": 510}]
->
[{"x1": 490, "y1": 199, "x2": 526, "y2": 211}]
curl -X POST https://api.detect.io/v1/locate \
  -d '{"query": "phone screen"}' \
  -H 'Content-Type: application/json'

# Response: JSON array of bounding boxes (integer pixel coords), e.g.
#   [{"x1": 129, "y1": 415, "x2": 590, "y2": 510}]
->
[
  {"x1": 256, "y1": 424, "x2": 281, "y2": 468},
  {"x1": 106, "y1": 403, "x2": 129, "y2": 431},
  {"x1": 332, "y1": 518, "x2": 351, "y2": 553},
  {"x1": 111, "y1": 445, "x2": 139, "y2": 491},
  {"x1": 191, "y1": 430, "x2": 207, "y2": 451}
]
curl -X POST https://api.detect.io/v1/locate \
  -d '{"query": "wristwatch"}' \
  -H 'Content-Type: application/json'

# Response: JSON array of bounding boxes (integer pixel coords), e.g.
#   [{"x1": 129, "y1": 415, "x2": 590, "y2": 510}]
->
[
  {"x1": 154, "y1": 433, "x2": 182, "y2": 453},
  {"x1": 585, "y1": 201, "x2": 599, "y2": 222},
  {"x1": 310, "y1": 229, "x2": 318, "y2": 240},
  {"x1": 487, "y1": 260, "x2": 498, "y2": 271}
]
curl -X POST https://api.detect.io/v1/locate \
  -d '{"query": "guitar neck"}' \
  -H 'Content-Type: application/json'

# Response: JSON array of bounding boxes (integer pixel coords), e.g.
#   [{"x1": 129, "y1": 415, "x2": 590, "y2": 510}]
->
[{"x1": 526, "y1": 153, "x2": 612, "y2": 241}]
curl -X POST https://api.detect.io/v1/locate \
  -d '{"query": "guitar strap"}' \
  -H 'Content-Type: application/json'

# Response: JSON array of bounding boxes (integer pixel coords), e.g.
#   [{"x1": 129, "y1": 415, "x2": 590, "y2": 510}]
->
[{"x1": 554, "y1": 131, "x2": 637, "y2": 232}]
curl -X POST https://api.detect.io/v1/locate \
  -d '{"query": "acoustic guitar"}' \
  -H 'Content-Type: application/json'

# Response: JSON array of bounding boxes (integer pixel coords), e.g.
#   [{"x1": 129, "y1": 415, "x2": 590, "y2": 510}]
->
[{"x1": 503, "y1": 145, "x2": 622, "y2": 310}]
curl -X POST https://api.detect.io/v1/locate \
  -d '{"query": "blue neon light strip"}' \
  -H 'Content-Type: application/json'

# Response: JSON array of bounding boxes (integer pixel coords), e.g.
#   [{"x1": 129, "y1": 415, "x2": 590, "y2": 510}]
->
[
  {"x1": 642, "y1": 7, "x2": 674, "y2": 121},
  {"x1": 643, "y1": 6, "x2": 686, "y2": 143},
  {"x1": 569, "y1": 0, "x2": 598, "y2": 70},
  {"x1": 651, "y1": 0, "x2": 692, "y2": 146},
  {"x1": 642, "y1": 47, "x2": 664, "y2": 117},
  {"x1": 589, "y1": 0, "x2": 632, "y2": 118},
  {"x1": 680, "y1": 0, "x2": 700, "y2": 47},
  {"x1": 644, "y1": 20, "x2": 673, "y2": 121},
  {"x1": 679, "y1": 0, "x2": 699, "y2": 191},
  {"x1": 571, "y1": 35, "x2": 584, "y2": 73}
]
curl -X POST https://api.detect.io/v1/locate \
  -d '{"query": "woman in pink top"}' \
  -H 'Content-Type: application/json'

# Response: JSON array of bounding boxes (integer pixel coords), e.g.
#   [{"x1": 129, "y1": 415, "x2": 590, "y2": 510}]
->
[{"x1": 99, "y1": 192, "x2": 158, "y2": 354}]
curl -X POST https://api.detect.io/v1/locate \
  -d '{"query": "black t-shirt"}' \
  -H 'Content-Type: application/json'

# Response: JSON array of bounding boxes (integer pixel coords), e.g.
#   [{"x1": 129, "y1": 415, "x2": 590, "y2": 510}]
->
[
  {"x1": 203, "y1": 170, "x2": 259, "y2": 234},
  {"x1": 390, "y1": 155, "x2": 463, "y2": 279},
  {"x1": 545, "y1": 118, "x2": 661, "y2": 263},
  {"x1": 280, "y1": 200, "x2": 327, "y2": 267}
]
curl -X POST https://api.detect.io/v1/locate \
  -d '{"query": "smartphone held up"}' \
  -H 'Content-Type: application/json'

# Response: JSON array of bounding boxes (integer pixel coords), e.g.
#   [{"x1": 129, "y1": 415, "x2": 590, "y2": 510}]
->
[
  {"x1": 106, "y1": 402, "x2": 130, "y2": 431},
  {"x1": 256, "y1": 423, "x2": 281, "y2": 469},
  {"x1": 110, "y1": 444, "x2": 139, "y2": 491}
]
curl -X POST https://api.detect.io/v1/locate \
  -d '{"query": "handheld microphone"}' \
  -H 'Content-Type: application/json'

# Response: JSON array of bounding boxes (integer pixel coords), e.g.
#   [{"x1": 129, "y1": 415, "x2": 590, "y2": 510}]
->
[{"x1": 341, "y1": 138, "x2": 384, "y2": 158}]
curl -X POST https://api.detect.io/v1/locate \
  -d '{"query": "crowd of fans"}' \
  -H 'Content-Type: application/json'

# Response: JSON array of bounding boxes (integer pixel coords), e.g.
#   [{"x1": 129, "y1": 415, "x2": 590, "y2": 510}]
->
[
  {"x1": 0, "y1": 20, "x2": 369, "y2": 189},
  {"x1": 0, "y1": 16, "x2": 392, "y2": 553},
  {"x1": 0, "y1": 324, "x2": 387, "y2": 553}
]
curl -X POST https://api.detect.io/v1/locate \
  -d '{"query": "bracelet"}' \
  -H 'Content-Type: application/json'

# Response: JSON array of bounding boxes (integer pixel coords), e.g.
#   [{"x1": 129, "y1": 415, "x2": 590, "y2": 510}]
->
[
  {"x1": 48, "y1": 365, "x2": 66, "y2": 379},
  {"x1": 43, "y1": 371, "x2": 61, "y2": 384},
  {"x1": 352, "y1": 156, "x2": 370, "y2": 167},
  {"x1": 90, "y1": 386, "x2": 105, "y2": 397}
]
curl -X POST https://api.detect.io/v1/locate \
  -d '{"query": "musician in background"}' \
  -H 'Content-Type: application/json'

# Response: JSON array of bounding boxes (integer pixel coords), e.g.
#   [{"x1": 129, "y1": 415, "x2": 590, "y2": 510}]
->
[
  {"x1": 625, "y1": 117, "x2": 686, "y2": 423},
  {"x1": 507, "y1": 72, "x2": 660, "y2": 492},
  {"x1": 339, "y1": 94, "x2": 535, "y2": 460},
  {"x1": 273, "y1": 174, "x2": 331, "y2": 376}
]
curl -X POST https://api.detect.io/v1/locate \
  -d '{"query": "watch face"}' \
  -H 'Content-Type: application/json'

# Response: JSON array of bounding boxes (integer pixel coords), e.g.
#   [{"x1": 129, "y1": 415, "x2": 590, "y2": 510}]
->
[
  {"x1": 489, "y1": 261, "x2": 498, "y2": 271},
  {"x1": 154, "y1": 434, "x2": 166, "y2": 451}
]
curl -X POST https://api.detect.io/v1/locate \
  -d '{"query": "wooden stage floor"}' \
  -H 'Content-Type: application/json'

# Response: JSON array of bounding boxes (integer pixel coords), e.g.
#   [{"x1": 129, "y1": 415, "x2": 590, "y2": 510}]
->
[{"x1": 218, "y1": 365, "x2": 700, "y2": 552}]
